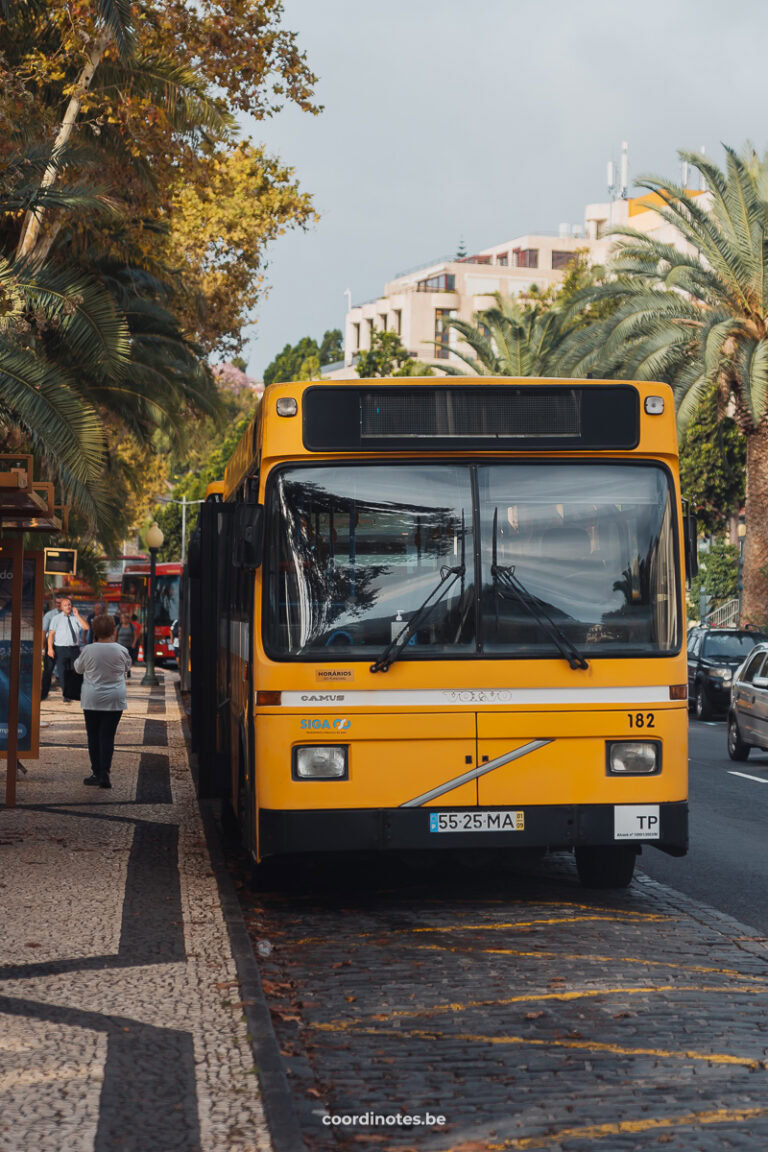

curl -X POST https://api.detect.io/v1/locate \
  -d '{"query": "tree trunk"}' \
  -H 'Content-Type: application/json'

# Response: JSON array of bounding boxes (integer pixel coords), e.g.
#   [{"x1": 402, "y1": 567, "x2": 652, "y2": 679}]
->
[
  {"x1": 16, "y1": 27, "x2": 112, "y2": 263},
  {"x1": 741, "y1": 420, "x2": 768, "y2": 627}
]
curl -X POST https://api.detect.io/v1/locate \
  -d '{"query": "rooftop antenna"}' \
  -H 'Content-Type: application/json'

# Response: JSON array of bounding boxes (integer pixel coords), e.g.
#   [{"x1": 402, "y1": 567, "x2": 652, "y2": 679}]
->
[
  {"x1": 699, "y1": 145, "x2": 707, "y2": 191},
  {"x1": 619, "y1": 141, "x2": 629, "y2": 199},
  {"x1": 607, "y1": 160, "x2": 616, "y2": 201},
  {"x1": 456, "y1": 236, "x2": 467, "y2": 259},
  {"x1": 681, "y1": 159, "x2": 689, "y2": 188}
]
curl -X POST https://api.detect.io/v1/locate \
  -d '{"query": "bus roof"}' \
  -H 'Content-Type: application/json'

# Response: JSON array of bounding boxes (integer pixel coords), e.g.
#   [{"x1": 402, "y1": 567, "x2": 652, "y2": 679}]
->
[
  {"x1": 221, "y1": 377, "x2": 677, "y2": 499},
  {"x1": 223, "y1": 396, "x2": 263, "y2": 500}
]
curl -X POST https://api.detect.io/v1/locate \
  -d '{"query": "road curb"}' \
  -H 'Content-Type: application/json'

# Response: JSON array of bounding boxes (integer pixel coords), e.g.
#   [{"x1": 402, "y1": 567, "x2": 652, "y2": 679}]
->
[
  {"x1": 176, "y1": 685, "x2": 306, "y2": 1152},
  {"x1": 636, "y1": 870, "x2": 768, "y2": 963}
]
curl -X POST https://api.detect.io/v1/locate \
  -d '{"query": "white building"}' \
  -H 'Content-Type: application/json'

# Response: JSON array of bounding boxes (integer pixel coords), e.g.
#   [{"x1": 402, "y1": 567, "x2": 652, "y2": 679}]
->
[{"x1": 328, "y1": 187, "x2": 706, "y2": 378}]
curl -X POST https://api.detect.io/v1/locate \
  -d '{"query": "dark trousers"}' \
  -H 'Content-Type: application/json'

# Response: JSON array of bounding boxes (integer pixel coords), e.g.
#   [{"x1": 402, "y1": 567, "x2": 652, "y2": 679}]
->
[
  {"x1": 41, "y1": 653, "x2": 55, "y2": 700},
  {"x1": 53, "y1": 645, "x2": 80, "y2": 697},
  {"x1": 84, "y1": 710, "x2": 123, "y2": 781}
]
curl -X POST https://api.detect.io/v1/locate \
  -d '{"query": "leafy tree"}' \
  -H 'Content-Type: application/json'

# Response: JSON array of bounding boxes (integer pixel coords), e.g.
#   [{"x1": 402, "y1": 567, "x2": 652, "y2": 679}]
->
[
  {"x1": 319, "y1": 328, "x2": 343, "y2": 364},
  {"x1": 1, "y1": 1, "x2": 318, "y2": 355},
  {"x1": 293, "y1": 354, "x2": 321, "y2": 381},
  {"x1": 356, "y1": 330, "x2": 434, "y2": 378},
  {"x1": 678, "y1": 383, "x2": 745, "y2": 535},
  {"x1": 688, "y1": 540, "x2": 739, "y2": 619},
  {"x1": 0, "y1": 0, "x2": 318, "y2": 540},
  {"x1": 562, "y1": 146, "x2": 768, "y2": 623},
  {"x1": 154, "y1": 413, "x2": 253, "y2": 560},
  {"x1": 264, "y1": 329, "x2": 343, "y2": 385}
]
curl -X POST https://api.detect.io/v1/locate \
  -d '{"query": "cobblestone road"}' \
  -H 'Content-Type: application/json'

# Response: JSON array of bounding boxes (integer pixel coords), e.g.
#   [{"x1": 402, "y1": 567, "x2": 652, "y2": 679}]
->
[{"x1": 239, "y1": 853, "x2": 768, "y2": 1151}]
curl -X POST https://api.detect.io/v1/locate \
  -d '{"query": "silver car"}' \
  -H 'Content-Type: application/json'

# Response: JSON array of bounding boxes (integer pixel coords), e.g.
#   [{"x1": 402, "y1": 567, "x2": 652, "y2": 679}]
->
[{"x1": 728, "y1": 641, "x2": 768, "y2": 760}]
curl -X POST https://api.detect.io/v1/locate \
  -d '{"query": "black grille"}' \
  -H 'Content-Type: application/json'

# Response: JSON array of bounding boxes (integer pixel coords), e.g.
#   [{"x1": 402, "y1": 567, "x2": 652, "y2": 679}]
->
[{"x1": 361, "y1": 388, "x2": 580, "y2": 438}]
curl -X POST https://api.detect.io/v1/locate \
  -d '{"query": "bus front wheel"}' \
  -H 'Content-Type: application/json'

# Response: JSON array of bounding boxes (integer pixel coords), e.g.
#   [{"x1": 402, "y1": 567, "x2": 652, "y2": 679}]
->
[{"x1": 575, "y1": 845, "x2": 636, "y2": 889}]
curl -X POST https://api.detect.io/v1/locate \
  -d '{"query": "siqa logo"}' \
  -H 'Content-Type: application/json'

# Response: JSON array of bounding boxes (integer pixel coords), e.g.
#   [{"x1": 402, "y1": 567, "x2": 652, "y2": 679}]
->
[{"x1": 300, "y1": 717, "x2": 351, "y2": 732}]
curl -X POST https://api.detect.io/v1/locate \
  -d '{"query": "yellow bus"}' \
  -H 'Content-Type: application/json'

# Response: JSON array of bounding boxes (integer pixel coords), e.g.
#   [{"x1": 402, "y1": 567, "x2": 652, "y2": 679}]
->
[{"x1": 187, "y1": 378, "x2": 695, "y2": 888}]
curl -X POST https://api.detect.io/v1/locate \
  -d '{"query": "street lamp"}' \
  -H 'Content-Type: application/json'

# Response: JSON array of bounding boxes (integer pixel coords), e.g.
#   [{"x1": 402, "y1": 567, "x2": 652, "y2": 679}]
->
[{"x1": 141, "y1": 521, "x2": 164, "y2": 686}]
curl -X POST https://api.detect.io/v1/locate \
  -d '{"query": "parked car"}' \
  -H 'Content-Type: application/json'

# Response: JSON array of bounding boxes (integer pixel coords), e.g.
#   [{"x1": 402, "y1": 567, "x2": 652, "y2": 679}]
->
[
  {"x1": 728, "y1": 641, "x2": 768, "y2": 759},
  {"x1": 687, "y1": 626, "x2": 767, "y2": 720}
]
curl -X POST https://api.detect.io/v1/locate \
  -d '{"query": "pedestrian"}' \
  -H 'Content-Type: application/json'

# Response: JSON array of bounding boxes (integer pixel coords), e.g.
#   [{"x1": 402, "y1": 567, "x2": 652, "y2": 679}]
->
[
  {"x1": 47, "y1": 598, "x2": 88, "y2": 702},
  {"x1": 131, "y1": 613, "x2": 141, "y2": 662},
  {"x1": 41, "y1": 591, "x2": 63, "y2": 700},
  {"x1": 86, "y1": 600, "x2": 108, "y2": 644},
  {"x1": 116, "y1": 611, "x2": 135, "y2": 677},
  {"x1": 74, "y1": 614, "x2": 131, "y2": 789}
]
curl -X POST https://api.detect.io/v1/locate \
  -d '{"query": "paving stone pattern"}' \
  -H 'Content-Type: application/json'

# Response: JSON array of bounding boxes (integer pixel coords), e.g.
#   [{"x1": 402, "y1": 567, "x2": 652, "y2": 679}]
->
[
  {"x1": 0, "y1": 676, "x2": 272, "y2": 1152},
  {"x1": 242, "y1": 854, "x2": 768, "y2": 1151}
]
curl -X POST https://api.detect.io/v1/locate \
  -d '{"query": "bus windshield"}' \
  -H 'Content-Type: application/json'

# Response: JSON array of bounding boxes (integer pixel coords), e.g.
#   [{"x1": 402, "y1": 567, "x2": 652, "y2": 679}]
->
[
  {"x1": 154, "y1": 575, "x2": 180, "y2": 628},
  {"x1": 265, "y1": 462, "x2": 679, "y2": 660}
]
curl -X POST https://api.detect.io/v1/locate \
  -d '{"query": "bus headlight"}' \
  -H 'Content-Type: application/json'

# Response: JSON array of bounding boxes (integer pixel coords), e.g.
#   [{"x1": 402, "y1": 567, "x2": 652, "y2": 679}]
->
[
  {"x1": 293, "y1": 746, "x2": 348, "y2": 780},
  {"x1": 607, "y1": 741, "x2": 660, "y2": 775}
]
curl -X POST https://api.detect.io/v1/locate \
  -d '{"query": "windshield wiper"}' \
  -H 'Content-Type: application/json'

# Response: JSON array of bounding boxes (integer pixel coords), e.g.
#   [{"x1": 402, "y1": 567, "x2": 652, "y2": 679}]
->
[
  {"x1": 491, "y1": 507, "x2": 588, "y2": 671},
  {"x1": 370, "y1": 564, "x2": 465, "y2": 673},
  {"x1": 493, "y1": 563, "x2": 589, "y2": 670}
]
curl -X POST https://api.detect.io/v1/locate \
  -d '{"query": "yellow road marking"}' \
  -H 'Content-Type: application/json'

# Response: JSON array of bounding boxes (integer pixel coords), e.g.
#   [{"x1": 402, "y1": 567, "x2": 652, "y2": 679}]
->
[
  {"x1": 315, "y1": 984, "x2": 765, "y2": 1031},
  {"x1": 409, "y1": 915, "x2": 672, "y2": 933},
  {"x1": 473, "y1": 1105, "x2": 768, "y2": 1150},
  {"x1": 313, "y1": 1024, "x2": 765, "y2": 1069},
  {"x1": 411, "y1": 943, "x2": 768, "y2": 982},
  {"x1": 291, "y1": 913, "x2": 672, "y2": 947}
]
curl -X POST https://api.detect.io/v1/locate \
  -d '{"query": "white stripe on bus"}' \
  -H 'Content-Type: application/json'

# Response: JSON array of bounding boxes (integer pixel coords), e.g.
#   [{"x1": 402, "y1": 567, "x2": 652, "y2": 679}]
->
[{"x1": 279, "y1": 686, "x2": 672, "y2": 708}]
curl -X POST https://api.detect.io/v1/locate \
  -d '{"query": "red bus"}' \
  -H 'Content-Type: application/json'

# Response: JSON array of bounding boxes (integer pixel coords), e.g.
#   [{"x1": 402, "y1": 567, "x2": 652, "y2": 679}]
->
[{"x1": 121, "y1": 562, "x2": 182, "y2": 665}]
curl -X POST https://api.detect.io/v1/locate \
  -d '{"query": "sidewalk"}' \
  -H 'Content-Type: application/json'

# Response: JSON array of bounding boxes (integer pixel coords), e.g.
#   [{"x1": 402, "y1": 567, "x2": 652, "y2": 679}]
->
[{"x1": 0, "y1": 674, "x2": 279, "y2": 1152}]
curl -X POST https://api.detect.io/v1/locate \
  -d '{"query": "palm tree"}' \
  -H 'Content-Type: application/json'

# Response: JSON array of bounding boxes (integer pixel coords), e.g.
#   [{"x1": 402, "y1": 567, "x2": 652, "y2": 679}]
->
[
  {"x1": 437, "y1": 292, "x2": 577, "y2": 378},
  {"x1": 562, "y1": 147, "x2": 768, "y2": 624},
  {"x1": 5, "y1": 0, "x2": 229, "y2": 263},
  {"x1": 0, "y1": 165, "x2": 130, "y2": 525}
]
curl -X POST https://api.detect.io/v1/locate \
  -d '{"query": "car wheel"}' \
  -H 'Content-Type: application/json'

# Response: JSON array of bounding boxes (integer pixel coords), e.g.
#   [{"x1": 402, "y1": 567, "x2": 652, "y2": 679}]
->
[
  {"x1": 575, "y1": 845, "x2": 636, "y2": 889},
  {"x1": 695, "y1": 683, "x2": 712, "y2": 721},
  {"x1": 727, "y1": 714, "x2": 750, "y2": 761}
]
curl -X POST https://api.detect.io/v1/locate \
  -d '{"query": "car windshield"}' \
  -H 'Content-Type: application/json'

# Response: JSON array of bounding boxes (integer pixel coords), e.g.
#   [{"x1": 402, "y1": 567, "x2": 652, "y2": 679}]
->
[
  {"x1": 265, "y1": 462, "x2": 680, "y2": 660},
  {"x1": 702, "y1": 633, "x2": 766, "y2": 659}
]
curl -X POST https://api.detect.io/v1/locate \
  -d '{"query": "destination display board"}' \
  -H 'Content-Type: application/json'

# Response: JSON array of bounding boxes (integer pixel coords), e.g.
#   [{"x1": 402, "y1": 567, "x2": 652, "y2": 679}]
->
[{"x1": 44, "y1": 547, "x2": 77, "y2": 576}]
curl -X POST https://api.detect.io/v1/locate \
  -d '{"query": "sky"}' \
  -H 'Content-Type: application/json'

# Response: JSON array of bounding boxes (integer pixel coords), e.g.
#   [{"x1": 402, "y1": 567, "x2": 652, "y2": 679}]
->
[{"x1": 242, "y1": 0, "x2": 768, "y2": 377}]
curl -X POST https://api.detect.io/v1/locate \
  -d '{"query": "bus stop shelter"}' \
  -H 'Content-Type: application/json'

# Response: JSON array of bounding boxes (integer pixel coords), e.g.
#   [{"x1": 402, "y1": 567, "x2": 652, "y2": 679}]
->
[{"x1": 0, "y1": 455, "x2": 62, "y2": 807}]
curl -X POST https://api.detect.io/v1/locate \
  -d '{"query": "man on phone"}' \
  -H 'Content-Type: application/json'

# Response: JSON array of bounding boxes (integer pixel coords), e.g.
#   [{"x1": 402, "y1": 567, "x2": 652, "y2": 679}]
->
[{"x1": 47, "y1": 598, "x2": 88, "y2": 702}]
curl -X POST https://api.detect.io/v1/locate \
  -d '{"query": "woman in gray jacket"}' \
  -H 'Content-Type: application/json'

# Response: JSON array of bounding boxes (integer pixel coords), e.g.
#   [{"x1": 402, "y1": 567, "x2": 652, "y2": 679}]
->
[{"x1": 74, "y1": 614, "x2": 131, "y2": 788}]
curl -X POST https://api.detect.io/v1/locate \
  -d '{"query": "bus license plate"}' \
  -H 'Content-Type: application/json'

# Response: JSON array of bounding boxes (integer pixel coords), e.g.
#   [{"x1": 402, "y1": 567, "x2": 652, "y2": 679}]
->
[{"x1": 429, "y1": 811, "x2": 525, "y2": 833}]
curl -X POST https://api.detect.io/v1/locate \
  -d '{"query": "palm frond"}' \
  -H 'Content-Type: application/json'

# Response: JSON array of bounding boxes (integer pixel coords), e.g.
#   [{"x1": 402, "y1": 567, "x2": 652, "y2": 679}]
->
[
  {"x1": 97, "y1": 0, "x2": 136, "y2": 61},
  {"x1": 94, "y1": 55, "x2": 232, "y2": 135}
]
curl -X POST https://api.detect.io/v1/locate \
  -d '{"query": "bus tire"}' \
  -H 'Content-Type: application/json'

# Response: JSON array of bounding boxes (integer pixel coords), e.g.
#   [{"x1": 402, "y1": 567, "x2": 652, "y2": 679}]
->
[
  {"x1": 727, "y1": 713, "x2": 750, "y2": 761},
  {"x1": 220, "y1": 800, "x2": 240, "y2": 844},
  {"x1": 249, "y1": 856, "x2": 279, "y2": 892},
  {"x1": 575, "y1": 845, "x2": 636, "y2": 889}
]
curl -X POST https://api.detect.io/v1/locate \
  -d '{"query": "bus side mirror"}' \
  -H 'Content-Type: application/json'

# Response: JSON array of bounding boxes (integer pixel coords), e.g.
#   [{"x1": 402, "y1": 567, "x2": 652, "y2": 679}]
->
[
  {"x1": 234, "y1": 504, "x2": 264, "y2": 570},
  {"x1": 683, "y1": 507, "x2": 698, "y2": 581}
]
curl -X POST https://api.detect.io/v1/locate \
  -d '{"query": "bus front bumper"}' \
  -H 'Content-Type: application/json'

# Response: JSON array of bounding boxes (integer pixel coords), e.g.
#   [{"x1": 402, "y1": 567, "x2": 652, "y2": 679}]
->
[{"x1": 259, "y1": 801, "x2": 688, "y2": 858}]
